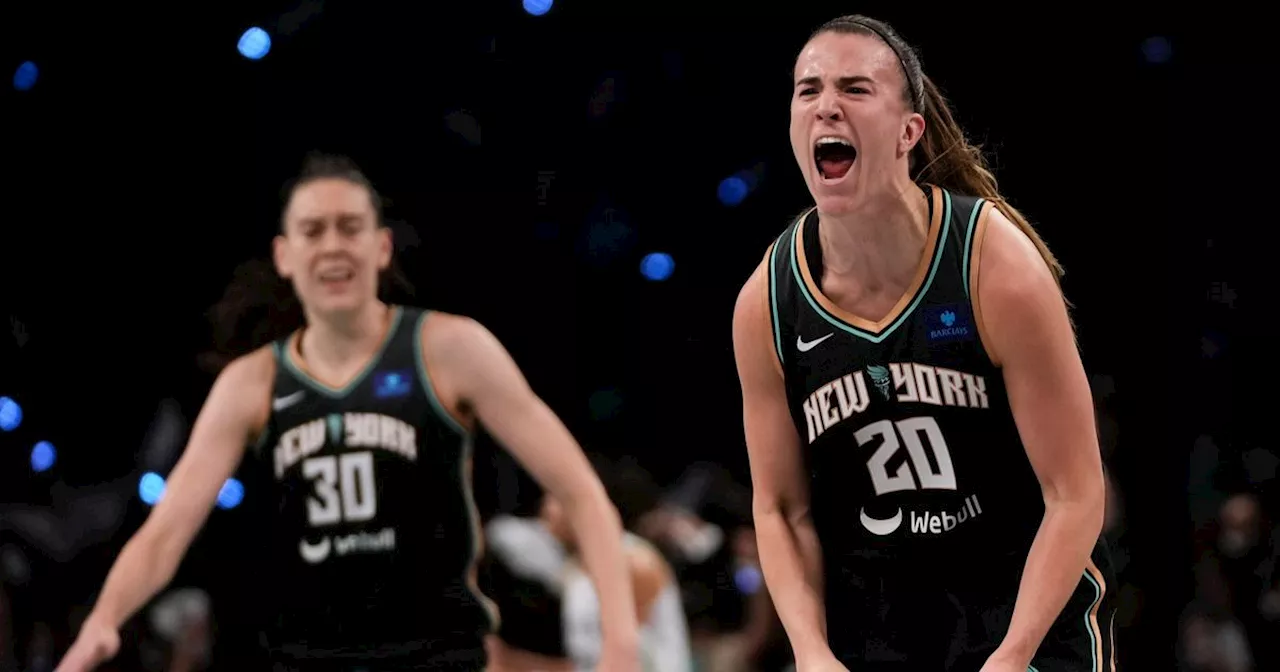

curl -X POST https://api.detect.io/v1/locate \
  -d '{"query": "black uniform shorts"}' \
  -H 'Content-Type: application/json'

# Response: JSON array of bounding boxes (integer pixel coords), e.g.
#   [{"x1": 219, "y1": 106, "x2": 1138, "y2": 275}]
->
[{"x1": 827, "y1": 546, "x2": 1117, "y2": 671}]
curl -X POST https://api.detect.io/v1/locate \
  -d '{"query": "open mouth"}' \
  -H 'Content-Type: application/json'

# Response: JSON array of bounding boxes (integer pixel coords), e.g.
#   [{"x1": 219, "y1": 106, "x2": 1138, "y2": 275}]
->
[
  {"x1": 318, "y1": 268, "x2": 354, "y2": 288},
  {"x1": 814, "y1": 136, "x2": 857, "y2": 181}
]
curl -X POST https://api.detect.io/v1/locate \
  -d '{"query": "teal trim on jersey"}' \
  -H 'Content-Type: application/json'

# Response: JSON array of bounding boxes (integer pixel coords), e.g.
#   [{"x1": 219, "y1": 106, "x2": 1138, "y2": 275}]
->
[
  {"x1": 459, "y1": 433, "x2": 500, "y2": 631},
  {"x1": 279, "y1": 306, "x2": 405, "y2": 398},
  {"x1": 961, "y1": 198, "x2": 988, "y2": 299},
  {"x1": 768, "y1": 239, "x2": 785, "y2": 366},
  {"x1": 1083, "y1": 568, "x2": 1103, "y2": 672},
  {"x1": 412, "y1": 310, "x2": 470, "y2": 437},
  {"x1": 252, "y1": 402, "x2": 272, "y2": 454},
  {"x1": 1027, "y1": 666, "x2": 1040, "y2": 672},
  {"x1": 789, "y1": 190, "x2": 952, "y2": 344}
]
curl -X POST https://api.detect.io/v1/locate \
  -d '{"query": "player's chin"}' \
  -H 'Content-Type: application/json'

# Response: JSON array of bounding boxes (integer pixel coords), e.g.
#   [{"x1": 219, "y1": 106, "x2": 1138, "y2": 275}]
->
[
  {"x1": 305, "y1": 289, "x2": 364, "y2": 315},
  {"x1": 812, "y1": 190, "x2": 859, "y2": 215},
  {"x1": 809, "y1": 173, "x2": 859, "y2": 213}
]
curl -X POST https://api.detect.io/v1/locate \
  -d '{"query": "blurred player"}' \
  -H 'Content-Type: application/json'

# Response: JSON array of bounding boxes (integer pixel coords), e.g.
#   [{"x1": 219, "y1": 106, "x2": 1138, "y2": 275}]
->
[
  {"x1": 57, "y1": 153, "x2": 641, "y2": 672},
  {"x1": 484, "y1": 494, "x2": 691, "y2": 672},
  {"x1": 732, "y1": 15, "x2": 1116, "y2": 672}
]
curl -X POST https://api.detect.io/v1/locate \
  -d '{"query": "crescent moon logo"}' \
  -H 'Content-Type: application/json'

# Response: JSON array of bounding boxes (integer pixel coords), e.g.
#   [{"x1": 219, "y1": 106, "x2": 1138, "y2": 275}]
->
[
  {"x1": 298, "y1": 537, "x2": 332, "y2": 564},
  {"x1": 859, "y1": 507, "x2": 903, "y2": 536}
]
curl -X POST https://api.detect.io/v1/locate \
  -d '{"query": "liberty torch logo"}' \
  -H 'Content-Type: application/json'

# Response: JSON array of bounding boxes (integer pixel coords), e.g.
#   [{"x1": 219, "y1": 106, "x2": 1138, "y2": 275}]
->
[{"x1": 866, "y1": 365, "x2": 892, "y2": 400}]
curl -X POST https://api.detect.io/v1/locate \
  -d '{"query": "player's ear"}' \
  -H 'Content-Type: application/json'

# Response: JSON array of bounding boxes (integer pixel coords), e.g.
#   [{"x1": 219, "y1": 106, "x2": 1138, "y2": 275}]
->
[
  {"x1": 273, "y1": 234, "x2": 293, "y2": 279},
  {"x1": 376, "y1": 225, "x2": 393, "y2": 271},
  {"x1": 900, "y1": 111, "x2": 925, "y2": 155}
]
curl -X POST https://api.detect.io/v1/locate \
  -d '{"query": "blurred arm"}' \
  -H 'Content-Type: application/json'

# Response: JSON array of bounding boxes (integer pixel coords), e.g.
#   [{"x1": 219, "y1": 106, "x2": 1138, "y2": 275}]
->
[
  {"x1": 974, "y1": 208, "x2": 1107, "y2": 666},
  {"x1": 86, "y1": 348, "x2": 272, "y2": 630},
  {"x1": 732, "y1": 261, "x2": 832, "y2": 666},
  {"x1": 425, "y1": 314, "x2": 640, "y2": 653},
  {"x1": 628, "y1": 541, "x2": 671, "y2": 621}
]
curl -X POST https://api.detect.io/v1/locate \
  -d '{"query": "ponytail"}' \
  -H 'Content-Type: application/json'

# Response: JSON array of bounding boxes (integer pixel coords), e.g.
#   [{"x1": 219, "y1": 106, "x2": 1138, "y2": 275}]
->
[
  {"x1": 912, "y1": 75, "x2": 1065, "y2": 285},
  {"x1": 811, "y1": 16, "x2": 1066, "y2": 287}
]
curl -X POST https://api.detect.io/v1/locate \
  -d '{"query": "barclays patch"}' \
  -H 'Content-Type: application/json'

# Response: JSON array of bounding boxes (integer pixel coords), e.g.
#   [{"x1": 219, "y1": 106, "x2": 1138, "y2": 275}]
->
[
  {"x1": 922, "y1": 303, "x2": 974, "y2": 344},
  {"x1": 373, "y1": 370, "x2": 413, "y2": 399}
]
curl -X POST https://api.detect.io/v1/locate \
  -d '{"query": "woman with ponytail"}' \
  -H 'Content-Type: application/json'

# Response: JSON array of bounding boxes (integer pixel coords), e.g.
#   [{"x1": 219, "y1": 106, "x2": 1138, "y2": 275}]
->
[{"x1": 733, "y1": 16, "x2": 1114, "y2": 671}]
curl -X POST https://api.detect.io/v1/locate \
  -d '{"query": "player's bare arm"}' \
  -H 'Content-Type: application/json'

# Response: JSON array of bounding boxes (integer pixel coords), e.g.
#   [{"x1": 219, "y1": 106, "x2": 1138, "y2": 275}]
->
[
  {"x1": 57, "y1": 347, "x2": 272, "y2": 672},
  {"x1": 733, "y1": 259, "x2": 843, "y2": 671},
  {"x1": 421, "y1": 312, "x2": 641, "y2": 669},
  {"x1": 972, "y1": 207, "x2": 1107, "y2": 668},
  {"x1": 627, "y1": 541, "x2": 671, "y2": 621}
]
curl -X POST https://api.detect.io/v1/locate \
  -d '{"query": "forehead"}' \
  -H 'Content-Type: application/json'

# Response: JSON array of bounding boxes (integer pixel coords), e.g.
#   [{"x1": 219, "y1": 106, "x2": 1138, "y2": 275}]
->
[
  {"x1": 794, "y1": 31, "x2": 901, "y2": 84},
  {"x1": 286, "y1": 178, "x2": 373, "y2": 220}
]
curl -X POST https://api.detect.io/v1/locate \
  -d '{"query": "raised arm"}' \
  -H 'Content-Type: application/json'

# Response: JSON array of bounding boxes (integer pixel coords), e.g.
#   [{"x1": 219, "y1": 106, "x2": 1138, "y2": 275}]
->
[
  {"x1": 422, "y1": 313, "x2": 640, "y2": 672},
  {"x1": 57, "y1": 347, "x2": 273, "y2": 672},
  {"x1": 972, "y1": 207, "x2": 1106, "y2": 669},
  {"x1": 732, "y1": 260, "x2": 842, "y2": 671}
]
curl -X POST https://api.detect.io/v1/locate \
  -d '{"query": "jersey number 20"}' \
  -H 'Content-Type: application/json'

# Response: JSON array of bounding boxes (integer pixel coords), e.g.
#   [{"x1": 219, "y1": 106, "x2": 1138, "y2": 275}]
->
[
  {"x1": 303, "y1": 452, "x2": 377, "y2": 526},
  {"x1": 855, "y1": 416, "x2": 957, "y2": 495}
]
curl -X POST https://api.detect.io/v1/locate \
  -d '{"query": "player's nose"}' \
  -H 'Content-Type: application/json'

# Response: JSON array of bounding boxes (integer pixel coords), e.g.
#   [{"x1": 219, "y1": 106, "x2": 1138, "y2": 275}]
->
[{"x1": 815, "y1": 90, "x2": 843, "y2": 122}]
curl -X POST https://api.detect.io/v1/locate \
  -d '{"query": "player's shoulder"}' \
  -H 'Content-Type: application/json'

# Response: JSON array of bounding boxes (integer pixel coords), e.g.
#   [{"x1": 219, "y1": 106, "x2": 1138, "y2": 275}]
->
[
  {"x1": 217, "y1": 345, "x2": 277, "y2": 390},
  {"x1": 736, "y1": 208, "x2": 808, "y2": 305},
  {"x1": 976, "y1": 205, "x2": 1056, "y2": 291},
  {"x1": 625, "y1": 535, "x2": 674, "y2": 604},
  {"x1": 416, "y1": 310, "x2": 495, "y2": 351},
  {"x1": 204, "y1": 346, "x2": 276, "y2": 435},
  {"x1": 733, "y1": 238, "x2": 782, "y2": 342},
  {"x1": 625, "y1": 534, "x2": 672, "y2": 578}
]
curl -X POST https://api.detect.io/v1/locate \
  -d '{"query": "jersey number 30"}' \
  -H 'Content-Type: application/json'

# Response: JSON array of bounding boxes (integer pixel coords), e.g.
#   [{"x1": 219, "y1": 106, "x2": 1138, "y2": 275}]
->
[
  {"x1": 303, "y1": 452, "x2": 378, "y2": 526},
  {"x1": 855, "y1": 416, "x2": 957, "y2": 495}
]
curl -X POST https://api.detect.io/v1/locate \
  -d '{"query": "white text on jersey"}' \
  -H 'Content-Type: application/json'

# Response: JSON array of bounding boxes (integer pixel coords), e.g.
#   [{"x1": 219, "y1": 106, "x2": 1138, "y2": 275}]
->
[
  {"x1": 274, "y1": 413, "x2": 417, "y2": 478},
  {"x1": 802, "y1": 363, "x2": 989, "y2": 444}
]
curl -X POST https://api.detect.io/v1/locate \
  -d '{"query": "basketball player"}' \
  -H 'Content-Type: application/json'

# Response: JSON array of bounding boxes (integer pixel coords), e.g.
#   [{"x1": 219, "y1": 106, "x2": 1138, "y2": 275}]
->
[
  {"x1": 483, "y1": 494, "x2": 692, "y2": 672},
  {"x1": 56, "y1": 154, "x2": 641, "y2": 672},
  {"x1": 732, "y1": 16, "x2": 1115, "y2": 672}
]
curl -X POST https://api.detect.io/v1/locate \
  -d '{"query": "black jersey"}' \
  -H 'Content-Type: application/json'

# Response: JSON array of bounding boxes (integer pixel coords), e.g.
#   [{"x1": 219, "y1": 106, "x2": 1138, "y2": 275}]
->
[
  {"x1": 768, "y1": 185, "x2": 1048, "y2": 571},
  {"x1": 767, "y1": 185, "x2": 1117, "y2": 668},
  {"x1": 250, "y1": 306, "x2": 496, "y2": 667}
]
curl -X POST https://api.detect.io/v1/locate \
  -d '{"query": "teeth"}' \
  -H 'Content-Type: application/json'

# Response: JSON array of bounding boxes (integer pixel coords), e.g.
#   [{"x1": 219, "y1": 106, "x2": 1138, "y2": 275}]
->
[
  {"x1": 320, "y1": 270, "x2": 351, "y2": 281},
  {"x1": 815, "y1": 136, "x2": 853, "y2": 147}
]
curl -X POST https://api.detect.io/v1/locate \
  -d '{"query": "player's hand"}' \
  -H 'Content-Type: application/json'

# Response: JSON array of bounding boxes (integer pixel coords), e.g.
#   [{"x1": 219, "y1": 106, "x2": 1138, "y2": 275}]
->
[
  {"x1": 54, "y1": 616, "x2": 120, "y2": 672},
  {"x1": 595, "y1": 639, "x2": 641, "y2": 672}
]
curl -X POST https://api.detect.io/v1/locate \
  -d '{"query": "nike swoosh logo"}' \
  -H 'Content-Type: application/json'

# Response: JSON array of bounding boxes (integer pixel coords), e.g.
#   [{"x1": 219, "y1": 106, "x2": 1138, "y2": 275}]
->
[
  {"x1": 272, "y1": 390, "x2": 306, "y2": 411},
  {"x1": 796, "y1": 333, "x2": 833, "y2": 352}
]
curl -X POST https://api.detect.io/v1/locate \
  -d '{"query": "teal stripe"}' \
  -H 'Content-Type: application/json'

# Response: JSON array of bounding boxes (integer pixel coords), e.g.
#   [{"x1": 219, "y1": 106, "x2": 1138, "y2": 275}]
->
[
  {"x1": 412, "y1": 310, "x2": 469, "y2": 437},
  {"x1": 412, "y1": 312, "x2": 492, "y2": 628},
  {"x1": 280, "y1": 306, "x2": 405, "y2": 398},
  {"x1": 768, "y1": 239, "x2": 785, "y2": 365},
  {"x1": 961, "y1": 198, "x2": 987, "y2": 299},
  {"x1": 1027, "y1": 666, "x2": 1040, "y2": 672},
  {"x1": 1082, "y1": 569, "x2": 1103, "y2": 672},
  {"x1": 250, "y1": 343, "x2": 287, "y2": 454},
  {"x1": 790, "y1": 190, "x2": 952, "y2": 344}
]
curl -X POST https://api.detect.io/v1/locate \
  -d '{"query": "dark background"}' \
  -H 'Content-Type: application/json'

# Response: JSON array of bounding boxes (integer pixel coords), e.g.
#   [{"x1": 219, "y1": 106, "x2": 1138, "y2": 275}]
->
[{"x1": 1, "y1": 1, "x2": 1271, "y2": 670}]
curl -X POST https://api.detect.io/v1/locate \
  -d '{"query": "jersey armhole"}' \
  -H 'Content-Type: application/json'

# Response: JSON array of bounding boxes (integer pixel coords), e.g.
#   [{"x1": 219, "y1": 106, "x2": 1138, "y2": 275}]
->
[
  {"x1": 964, "y1": 200, "x2": 997, "y2": 366},
  {"x1": 763, "y1": 241, "x2": 785, "y2": 378},
  {"x1": 249, "y1": 344, "x2": 279, "y2": 454},
  {"x1": 414, "y1": 310, "x2": 472, "y2": 436}
]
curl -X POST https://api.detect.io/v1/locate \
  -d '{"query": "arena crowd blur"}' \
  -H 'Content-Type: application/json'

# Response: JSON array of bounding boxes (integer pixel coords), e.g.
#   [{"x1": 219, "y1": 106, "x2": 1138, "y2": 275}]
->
[{"x1": 1, "y1": 2, "x2": 1271, "y2": 671}]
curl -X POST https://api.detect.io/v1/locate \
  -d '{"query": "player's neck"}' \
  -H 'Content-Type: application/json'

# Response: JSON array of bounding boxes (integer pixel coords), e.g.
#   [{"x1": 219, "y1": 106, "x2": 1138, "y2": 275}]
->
[
  {"x1": 817, "y1": 181, "x2": 929, "y2": 286},
  {"x1": 300, "y1": 301, "x2": 392, "y2": 369}
]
